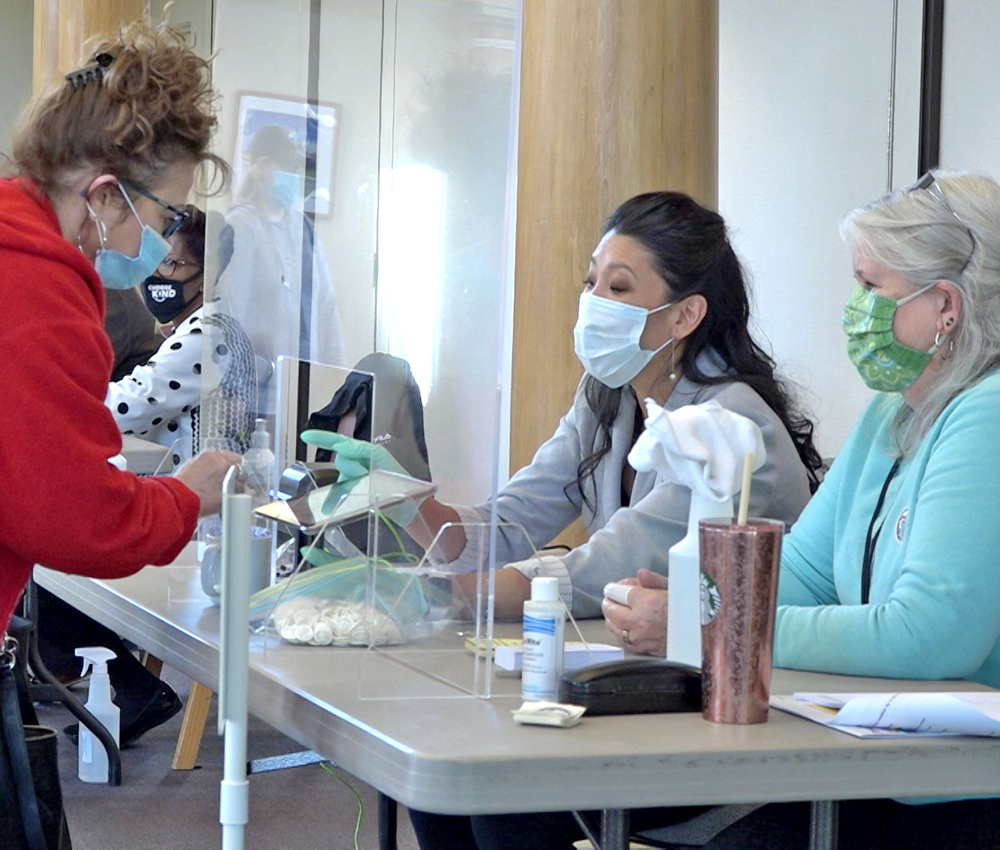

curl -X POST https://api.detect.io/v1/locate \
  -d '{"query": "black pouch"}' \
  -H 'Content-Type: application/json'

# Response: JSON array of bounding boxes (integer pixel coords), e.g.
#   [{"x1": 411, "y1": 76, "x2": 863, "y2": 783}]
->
[{"x1": 0, "y1": 636, "x2": 72, "y2": 850}]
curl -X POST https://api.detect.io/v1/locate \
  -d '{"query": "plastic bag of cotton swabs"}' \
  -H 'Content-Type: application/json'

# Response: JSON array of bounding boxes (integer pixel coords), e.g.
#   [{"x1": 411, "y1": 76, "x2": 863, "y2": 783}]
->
[{"x1": 249, "y1": 554, "x2": 429, "y2": 647}]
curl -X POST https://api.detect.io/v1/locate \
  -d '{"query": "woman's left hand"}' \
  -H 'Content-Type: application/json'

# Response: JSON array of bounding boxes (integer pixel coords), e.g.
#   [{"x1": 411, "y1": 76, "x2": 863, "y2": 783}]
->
[{"x1": 602, "y1": 569, "x2": 668, "y2": 656}]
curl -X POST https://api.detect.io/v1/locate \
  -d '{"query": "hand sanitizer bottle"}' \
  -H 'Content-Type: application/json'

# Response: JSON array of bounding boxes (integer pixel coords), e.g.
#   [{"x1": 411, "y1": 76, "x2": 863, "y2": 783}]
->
[
  {"x1": 521, "y1": 577, "x2": 566, "y2": 702},
  {"x1": 666, "y1": 492, "x2": 733, "y2": 667},
  {"x1": 75, "y1": 647, "x2": 119, "y2": 784},
  {"x1": 243, "y1": 418, "x2": 276, "y2": 510}
]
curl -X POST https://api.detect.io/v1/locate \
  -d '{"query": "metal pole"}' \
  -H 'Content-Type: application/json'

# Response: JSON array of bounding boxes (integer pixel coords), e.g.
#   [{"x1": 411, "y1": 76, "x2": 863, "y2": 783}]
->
[
  {"x1": 600, "y1": 808, "x2": 630, "y2": 850},
  {"x1": 219, "y1": 469, "x2": 251, "y2": 850},
  {"x1": 809, "y1": 800, "x2": 839, "y2": 850}
]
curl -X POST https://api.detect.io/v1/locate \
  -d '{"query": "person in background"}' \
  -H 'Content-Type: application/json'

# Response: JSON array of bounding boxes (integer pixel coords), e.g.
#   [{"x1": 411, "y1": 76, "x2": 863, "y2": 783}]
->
[
  {"x1": 603, "y1": 171, "x2": 1000, "y2": 848},
  {"x1": 104, "y1": 287, "x2": 162, "y2": 381},
  {"x1": 215, "y1": 123, "x2": 346, "y2": 415},
  {"x1": 0, "y1": 20, "x2": 239, "y2": 794},
  {"x1": 107, "y1": 204, "x2": 258, "y2": 468}
]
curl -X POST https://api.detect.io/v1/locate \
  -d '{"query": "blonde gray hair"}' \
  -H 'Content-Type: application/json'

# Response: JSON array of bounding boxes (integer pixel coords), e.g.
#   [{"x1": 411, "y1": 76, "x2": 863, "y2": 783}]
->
[{"x1": 841, "y1": 170, "x2": 1000, "y2": 455}]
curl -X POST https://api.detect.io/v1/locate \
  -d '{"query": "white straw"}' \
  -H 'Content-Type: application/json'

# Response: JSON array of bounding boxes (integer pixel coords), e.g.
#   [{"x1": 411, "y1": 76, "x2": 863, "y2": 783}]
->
[{"x1": 737, "y1": 451, "x2": 754, "y2": 526}]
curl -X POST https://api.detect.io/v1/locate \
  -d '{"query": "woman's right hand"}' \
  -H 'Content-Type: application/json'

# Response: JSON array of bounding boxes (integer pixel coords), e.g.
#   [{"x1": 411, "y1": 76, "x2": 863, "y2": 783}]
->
[{"x1": 173, "y1": 450, "x2": 241, "y2": 516}]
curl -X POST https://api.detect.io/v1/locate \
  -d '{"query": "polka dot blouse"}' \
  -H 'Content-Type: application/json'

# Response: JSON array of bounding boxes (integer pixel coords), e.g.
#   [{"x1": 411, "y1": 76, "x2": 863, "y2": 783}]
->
[{"x1": 105, "y1": 308, "x2": 216, "y2": 466}]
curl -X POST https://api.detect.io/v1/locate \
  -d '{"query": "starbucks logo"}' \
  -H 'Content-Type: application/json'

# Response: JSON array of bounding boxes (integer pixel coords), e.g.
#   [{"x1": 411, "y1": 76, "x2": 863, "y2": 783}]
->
[{"x1": 700, "y1": 572, "x2": 721, "y2": 626}]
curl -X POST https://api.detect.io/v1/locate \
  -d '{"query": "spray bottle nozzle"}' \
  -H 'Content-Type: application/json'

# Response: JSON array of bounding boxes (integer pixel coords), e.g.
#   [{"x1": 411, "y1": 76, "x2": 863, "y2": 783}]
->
[{"x1": 75, "y1": 646, "x2": 117, "y2": 677}]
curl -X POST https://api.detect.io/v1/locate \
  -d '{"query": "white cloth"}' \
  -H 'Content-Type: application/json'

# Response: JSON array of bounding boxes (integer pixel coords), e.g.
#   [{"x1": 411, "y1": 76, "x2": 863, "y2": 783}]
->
[{"x1": 628, "y1": 399, "x2": 766, "y2": 503}]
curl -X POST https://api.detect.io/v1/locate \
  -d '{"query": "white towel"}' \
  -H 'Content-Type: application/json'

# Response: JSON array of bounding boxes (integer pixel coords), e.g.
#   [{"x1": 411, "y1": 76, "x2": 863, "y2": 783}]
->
[{"x1": 627, "y1": 399, "x2": 765, "y2": 502}]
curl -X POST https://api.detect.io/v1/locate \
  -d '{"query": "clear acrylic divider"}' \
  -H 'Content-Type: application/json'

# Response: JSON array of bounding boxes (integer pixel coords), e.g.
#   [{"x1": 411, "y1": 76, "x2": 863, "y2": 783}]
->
[
  {"x1": 355, "y1": 520, "x2": 542, "y2": 702},
  {"x1": 251, "y1": 357, "x2": 445, "y2": 676},
  {"x1": 253, "y1": 356, "x2": 378, "y2": 652}
]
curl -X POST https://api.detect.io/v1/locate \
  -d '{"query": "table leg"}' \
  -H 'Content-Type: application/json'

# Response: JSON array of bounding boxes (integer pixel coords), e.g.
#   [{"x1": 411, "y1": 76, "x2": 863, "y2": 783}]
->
[
  {"x1": 377, "y1": 792, "x2": 398, "y2": 850},
  {"x1": 141, "y1": 652, "x2": 164, "y2": 678},
  {"x1": 172, "y1": 680, "x2": 214, "y2": 770},
  {"x1": 809, "y1": 800, "x2": 838, "y2": 850},
  {"x1": 600, "y1": 808, "x2": 630, "y2": 850}
]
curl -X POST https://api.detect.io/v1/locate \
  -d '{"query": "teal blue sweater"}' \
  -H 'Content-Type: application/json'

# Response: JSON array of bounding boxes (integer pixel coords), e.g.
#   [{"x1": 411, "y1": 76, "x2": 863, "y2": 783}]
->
[{"x1": 775, "y1": 367, "x2": 1000, "y2": 691}]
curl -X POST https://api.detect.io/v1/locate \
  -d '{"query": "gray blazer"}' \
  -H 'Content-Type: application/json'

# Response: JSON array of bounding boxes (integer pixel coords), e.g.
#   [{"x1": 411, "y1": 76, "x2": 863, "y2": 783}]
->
[{"x1": 451, "y1": 350, "x2": 813, "y2": 617}]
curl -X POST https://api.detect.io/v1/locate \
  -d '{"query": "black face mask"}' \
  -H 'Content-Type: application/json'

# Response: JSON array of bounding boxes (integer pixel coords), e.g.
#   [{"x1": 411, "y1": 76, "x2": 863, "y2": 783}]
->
[{"x1": 140, "y1": 273, "x2": 202, "y2": 323}]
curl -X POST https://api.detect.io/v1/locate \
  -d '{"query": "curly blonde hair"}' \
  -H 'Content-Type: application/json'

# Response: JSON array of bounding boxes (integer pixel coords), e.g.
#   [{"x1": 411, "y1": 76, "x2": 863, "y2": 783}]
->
[{"x1": 10, "y1": 20, "x2": 229, "y2": 197}]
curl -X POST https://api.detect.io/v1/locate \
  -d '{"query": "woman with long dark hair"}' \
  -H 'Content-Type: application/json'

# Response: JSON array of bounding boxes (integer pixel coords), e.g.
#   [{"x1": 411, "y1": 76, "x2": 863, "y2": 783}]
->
[
  {"x1": 399, "y1": 190, "x2": 821, "y2": 849},
  {"x1": 395, "y1": 190, "x2": 822, "y2": 625}
]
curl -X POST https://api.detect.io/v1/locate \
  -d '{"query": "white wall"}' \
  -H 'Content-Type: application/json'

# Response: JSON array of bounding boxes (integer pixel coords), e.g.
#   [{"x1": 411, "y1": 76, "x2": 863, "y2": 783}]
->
[
  {"x1": 376, "y1": 0, "x2": 518, "y2": 503},
  {"x1": 0, "y1": 0, "x2": 34, "y2": 159},
  {"x1": 939, "y1": 2, "x2": 1000, "y2": 175},
  {"x1": 718, "y1": 0, "x2": 924, "y2": 459}
]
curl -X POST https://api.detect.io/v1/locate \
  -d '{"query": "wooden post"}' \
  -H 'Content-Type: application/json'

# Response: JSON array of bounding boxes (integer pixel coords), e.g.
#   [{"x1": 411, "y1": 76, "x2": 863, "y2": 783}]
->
[
  {"x1": 512, "y1": 0, "x2": 719, "y2": 545},
  {"x1": 33, "y1": 0, "x2": 145, "y2": 94}
]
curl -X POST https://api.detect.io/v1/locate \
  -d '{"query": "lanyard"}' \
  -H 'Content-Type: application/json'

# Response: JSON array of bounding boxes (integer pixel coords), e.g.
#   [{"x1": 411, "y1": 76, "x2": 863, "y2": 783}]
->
[{"x1": 860, "y1": 458, "x2": 901, "y2": 604}]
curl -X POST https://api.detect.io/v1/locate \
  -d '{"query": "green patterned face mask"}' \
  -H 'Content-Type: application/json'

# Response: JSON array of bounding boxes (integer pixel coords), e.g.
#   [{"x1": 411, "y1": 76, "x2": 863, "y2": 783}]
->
[{"x1": 843, "y1": 283, "x2": 937, "y2": 392}]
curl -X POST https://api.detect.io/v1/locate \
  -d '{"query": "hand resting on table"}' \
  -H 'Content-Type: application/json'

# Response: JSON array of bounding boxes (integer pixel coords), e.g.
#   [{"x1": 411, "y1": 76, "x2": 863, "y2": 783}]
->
[{"x1": 602, "y1": 569, "x2": 668, "y2": 656}]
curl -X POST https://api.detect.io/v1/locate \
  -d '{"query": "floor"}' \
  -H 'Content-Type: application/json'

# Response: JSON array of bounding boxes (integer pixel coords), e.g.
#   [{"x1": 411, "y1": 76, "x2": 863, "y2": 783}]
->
[
  {"x1": 37, "y1": 667, "x2": 422, "y2": 850},
  {"x1": 37, "y1": 666, "x2": 665, "y2": 849}
]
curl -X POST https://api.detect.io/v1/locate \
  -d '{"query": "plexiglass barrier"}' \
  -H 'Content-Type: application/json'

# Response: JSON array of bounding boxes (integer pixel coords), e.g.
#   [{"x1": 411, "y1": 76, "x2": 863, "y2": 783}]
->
[
  {"x1": 238, "y1": 357, "x2": 528, "y2": 700},
  {"x1": 195, "y1": 0, "x2": 521, "y2": 702}
]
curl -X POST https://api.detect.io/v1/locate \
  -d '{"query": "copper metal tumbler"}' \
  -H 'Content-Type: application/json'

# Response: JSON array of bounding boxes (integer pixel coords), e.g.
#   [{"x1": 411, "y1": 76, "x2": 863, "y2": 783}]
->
[{"x1": 699, "y1": 518, "x2": 784, "y2": 724}]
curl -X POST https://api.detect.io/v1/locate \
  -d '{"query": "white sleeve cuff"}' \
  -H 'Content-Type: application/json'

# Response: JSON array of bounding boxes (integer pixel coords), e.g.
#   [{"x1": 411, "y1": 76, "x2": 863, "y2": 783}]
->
[
  {"x1": 436, "y1": 503, "x2": 490, "y2": 573},
  {"x1": 505, "y1": 554, "x2": 573, "y2": 611}
]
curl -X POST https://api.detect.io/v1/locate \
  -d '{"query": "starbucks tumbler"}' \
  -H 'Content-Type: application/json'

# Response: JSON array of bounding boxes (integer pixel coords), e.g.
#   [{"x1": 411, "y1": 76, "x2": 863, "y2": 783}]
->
[{"x1": 699, "y1": 518, "x2": 783, "y2": 724}]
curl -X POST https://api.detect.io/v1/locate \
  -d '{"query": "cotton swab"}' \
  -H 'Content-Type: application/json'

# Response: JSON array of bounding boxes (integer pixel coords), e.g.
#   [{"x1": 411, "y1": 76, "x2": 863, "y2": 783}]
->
[{"x1": 737, "y1": 451, "x2": 754, "y2": 526}]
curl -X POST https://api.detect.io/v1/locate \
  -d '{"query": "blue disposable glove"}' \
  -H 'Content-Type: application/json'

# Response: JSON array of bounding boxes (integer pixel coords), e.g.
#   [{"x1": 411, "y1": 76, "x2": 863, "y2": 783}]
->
[{"x1": 300, "y1": 430, "x2": 423, "y2": 526}]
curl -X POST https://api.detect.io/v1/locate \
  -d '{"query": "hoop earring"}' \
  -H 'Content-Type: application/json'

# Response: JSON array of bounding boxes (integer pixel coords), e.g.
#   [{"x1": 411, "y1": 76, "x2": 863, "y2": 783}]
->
[{"x1": 934, "y1": 331, "x2": 955, "y2": 361}]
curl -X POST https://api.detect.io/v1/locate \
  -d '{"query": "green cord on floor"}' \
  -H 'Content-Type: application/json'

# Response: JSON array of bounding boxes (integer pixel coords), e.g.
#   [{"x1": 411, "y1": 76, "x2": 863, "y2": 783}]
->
[{"x1": 320, "y1": 762, "x2": 363, "y2": 850}]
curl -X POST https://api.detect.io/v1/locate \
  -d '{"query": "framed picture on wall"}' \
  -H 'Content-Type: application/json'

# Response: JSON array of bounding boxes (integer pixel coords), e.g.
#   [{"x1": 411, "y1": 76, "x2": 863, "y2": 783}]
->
[{"x1": 233, "y1": 92, "x2": 339, "y2": 216}]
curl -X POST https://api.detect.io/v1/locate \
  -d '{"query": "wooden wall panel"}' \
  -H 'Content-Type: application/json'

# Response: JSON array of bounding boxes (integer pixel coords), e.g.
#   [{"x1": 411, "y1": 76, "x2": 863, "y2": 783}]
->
[
  {"x1": 34, "y1": 0, "x2": 144, "y2": 93},
  {"x1": 513, "y1": 0, "x2": 718, "y2": 546}
]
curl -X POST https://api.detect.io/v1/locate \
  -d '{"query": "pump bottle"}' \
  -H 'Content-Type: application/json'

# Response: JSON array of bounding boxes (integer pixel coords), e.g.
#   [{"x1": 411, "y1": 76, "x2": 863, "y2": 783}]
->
[
  {"x1": 243, "y1": 418, "x2": 276, "y2": 510},
  {"x1": 666, "y1": 492, "x2": 733, "y2": 667},
  {"x1": 75, "y1": 647, "x2": 119, "y2": 784},
  {"x1": 521, "y1": 576, "x2": 566, "y2": 702}
]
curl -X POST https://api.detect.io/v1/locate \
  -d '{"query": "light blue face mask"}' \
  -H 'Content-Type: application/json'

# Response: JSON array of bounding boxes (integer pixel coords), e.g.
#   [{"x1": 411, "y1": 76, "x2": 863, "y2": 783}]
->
[
  {"x1": 87, "y1": 183, "x2": 171, "y2": 290},
  {"x1": 269, "y1": 171, "x2": 300, "y2": 209}
]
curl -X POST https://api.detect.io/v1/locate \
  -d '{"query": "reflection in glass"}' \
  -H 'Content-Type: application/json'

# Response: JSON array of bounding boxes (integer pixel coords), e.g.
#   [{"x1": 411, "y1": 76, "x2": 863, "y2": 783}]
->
[{"x1": 214, "y1": 123, "x2": 347, "y2": 415}]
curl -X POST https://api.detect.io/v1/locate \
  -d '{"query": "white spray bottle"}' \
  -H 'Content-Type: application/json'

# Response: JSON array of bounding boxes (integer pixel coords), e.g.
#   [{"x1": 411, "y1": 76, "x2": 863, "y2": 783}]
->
[
  {"x1": 74, "y1": 647, "x2": 119, "y2": 784},
  {"x1": 666, "y1": 492, "x2": 733, "y2": 667}
]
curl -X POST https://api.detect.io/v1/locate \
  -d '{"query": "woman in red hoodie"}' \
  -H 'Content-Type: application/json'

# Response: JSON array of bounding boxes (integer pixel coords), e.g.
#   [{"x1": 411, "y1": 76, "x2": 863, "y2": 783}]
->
[{"x1": 0, "y1": 21, "x2": 238, "y2": 633}]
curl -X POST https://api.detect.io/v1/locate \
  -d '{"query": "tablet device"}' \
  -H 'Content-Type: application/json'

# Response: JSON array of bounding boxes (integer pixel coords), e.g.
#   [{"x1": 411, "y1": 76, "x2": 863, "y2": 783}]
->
[{"x1": 253, "y1": 469, "x2": 436, "y2": 533}]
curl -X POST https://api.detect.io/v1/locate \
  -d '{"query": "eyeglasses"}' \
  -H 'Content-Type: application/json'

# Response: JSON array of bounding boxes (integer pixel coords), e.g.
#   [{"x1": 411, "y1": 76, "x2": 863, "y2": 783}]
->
[
  {"x1": 158, "y1": 257, "x2": 202, "y2": 279},
  {"x1": 119, "y1": 179, "x2": 189, "y2": 239},
  {"x1": 908, "y1": 171, "x2": 977, "y2": 276}
]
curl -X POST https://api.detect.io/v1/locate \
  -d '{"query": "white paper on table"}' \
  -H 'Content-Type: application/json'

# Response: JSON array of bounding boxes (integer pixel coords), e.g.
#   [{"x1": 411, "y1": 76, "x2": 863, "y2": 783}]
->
[{"x1": 770, "y1": 691, "x2": 1000, "y2": 739}]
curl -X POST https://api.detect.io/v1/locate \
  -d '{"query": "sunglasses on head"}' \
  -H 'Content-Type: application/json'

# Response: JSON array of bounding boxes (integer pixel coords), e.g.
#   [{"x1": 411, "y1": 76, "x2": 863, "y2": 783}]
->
[{"x1": 907, "y1": 171, "x2": 977, "y2": 275}]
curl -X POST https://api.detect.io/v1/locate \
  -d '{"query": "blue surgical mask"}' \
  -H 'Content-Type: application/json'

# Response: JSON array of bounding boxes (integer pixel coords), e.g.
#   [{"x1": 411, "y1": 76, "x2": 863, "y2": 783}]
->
[
  {"x1": 573, "y1": 292, "x2": 676, "y2": 388},
  {"x1": 269, "y1": 171, "x2": 299, "y2": 209},
  {"x1": 87, "y1": 183, "x2": 171, "y2": 290}
]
